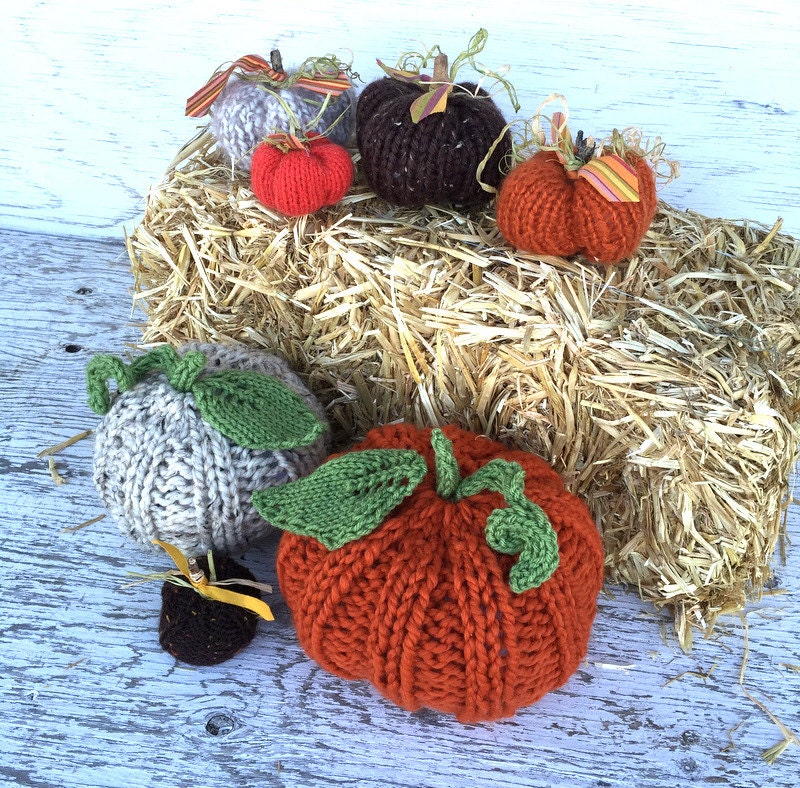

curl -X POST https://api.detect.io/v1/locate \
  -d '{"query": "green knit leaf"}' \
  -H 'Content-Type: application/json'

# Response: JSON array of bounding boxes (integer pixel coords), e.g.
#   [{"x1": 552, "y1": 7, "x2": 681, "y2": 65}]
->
[
  {"x1": 456, "y1": 458, "x2": 559, "y2": 592},
  {"x1": 191, "y1": 370, "x2": 327, "y2": 450},
  {"x1": 251, "y1": 449, "x2": 428, "y2": 550}
]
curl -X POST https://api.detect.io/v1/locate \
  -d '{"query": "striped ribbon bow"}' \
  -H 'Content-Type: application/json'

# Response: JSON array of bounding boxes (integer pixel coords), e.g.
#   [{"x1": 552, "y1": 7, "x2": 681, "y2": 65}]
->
[
  {"x1": 186, "y1": 52, "x2": 351, "y2": 118},
  {"x1": 550, "y1": 112, "x2": 640, "y2": 203},
  {"x1": 376, "y1": 55, "x2": 454, "y2": 123}
]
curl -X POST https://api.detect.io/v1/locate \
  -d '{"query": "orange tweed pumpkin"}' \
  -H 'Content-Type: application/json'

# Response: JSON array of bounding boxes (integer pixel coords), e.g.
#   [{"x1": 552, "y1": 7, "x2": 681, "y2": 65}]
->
[
  {"x1": 261, "y1": 423, "x2": 604, "y2": 723},
  {"x1": 496, "y1": 149, "x2": 657, "y2": 266}
]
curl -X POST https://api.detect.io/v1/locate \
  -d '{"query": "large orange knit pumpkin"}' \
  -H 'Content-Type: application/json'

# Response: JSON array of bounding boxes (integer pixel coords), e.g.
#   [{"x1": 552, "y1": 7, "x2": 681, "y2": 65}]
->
[
  {"x1": 496, "y1": 148, "x2": 657, "y2": 266},
  {"x1": 253, "y1": 424, "x2": 604, "y2": 723}
]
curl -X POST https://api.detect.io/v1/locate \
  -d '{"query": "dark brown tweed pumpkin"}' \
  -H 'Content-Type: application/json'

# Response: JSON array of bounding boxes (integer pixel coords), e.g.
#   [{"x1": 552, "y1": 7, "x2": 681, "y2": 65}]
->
[
  {"x1": 356, "y1": 76, "x2": 511, "y2": 208},
  {"x1": 158, "y1": 554, "x2": 261, "y2": 666}
]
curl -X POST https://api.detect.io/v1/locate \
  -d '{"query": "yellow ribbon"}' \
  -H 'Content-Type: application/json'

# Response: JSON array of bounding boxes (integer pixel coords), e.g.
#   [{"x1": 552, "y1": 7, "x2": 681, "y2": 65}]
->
[{"x1": 154, "y1": 540, "x2": 274, "y2": 621}]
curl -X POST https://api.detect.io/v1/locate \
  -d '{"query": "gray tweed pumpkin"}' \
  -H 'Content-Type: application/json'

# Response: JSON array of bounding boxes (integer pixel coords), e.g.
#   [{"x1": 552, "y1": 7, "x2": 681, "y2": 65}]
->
[{"x1": 88, "y1": 343, "x2": 330, "y2": 556}]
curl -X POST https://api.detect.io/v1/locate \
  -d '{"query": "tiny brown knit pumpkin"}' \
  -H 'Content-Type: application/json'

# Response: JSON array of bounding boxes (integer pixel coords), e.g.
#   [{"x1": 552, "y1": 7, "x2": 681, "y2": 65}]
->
[
  {"x1": 159, "y1": 553, "x2": 261, "y2": 666},
  {"x1": 356, "y1": 50, "x2": 511, "y2": 208}
]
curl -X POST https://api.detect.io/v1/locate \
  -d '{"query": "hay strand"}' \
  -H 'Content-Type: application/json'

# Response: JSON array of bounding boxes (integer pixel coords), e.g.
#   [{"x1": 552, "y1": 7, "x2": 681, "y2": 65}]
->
[{"x1": 127, "y1": 133, "x2": 800, "y2": 648}]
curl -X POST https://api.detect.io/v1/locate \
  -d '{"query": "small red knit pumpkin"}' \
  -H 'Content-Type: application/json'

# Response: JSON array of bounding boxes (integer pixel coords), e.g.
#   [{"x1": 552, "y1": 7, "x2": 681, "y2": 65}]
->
[
  {"x1": 250, "y1": 133, "x2": 353, "y2": 217},
  {"x1": 496, "y1": 134, "x2": 657, "y2": 266},
  {"x1": 253, "y1": 423, "x2": 604, "y2": 723}
]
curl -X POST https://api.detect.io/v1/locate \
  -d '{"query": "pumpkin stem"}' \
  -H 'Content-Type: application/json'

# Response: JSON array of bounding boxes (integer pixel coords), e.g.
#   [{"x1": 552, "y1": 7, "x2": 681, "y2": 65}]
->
[
  {"x1": 270, "y1": 49, "x2": 283, "y2": 73},
  {"x1": 574, "y1": 130, "x2": 596, "y2": 164},
  {"x1": 86, "y1": 346, "x2": 207, "y2": 415},
  {"x1": 430, "y1": 428, "x2": 461, "y2": 500},
  {"x1": 164, "y1": 350, "x2": 207, "y2": 392},
  {"x1": 432, "y1": 53, "x2": 449, "y2": 84}
]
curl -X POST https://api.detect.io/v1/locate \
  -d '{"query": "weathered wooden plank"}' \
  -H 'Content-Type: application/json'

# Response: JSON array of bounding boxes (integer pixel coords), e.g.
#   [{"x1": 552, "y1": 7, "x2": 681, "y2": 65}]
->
[
  {"x1": 1, "y1": 229, "x2": 799, "y2": 787},
  {"x1": 2, "y1": 1, "x2": 799, "y2": 239}
]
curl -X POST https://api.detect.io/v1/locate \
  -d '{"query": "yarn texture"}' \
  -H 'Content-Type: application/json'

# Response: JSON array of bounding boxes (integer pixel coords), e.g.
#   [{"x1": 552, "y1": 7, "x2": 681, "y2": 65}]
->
[
  {"x1": 91, "y1": 343, "x2": 330, "y2": 556},
  {"x1": 250, "y1": 134, "x2": 354, "y2": 216},
  {"x1": 210, "y1": 76, "x2": 356, "y2": 172},
  {"x1": 159, "y1": 553, "x2": 261, "y2": 665},
  {"x1": 496, "y1": 149, "x2": 657, "y2": 265},
  {"x1": 356, "y1": 78, "x2": 511, "y2": 208},
  {"x1": 259, "y1": 423, "x2": 604, "y2": 723}
]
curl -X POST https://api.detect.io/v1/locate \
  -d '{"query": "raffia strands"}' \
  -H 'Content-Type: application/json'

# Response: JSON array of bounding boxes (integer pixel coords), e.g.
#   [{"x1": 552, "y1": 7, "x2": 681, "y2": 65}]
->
[{"x1": 127, "y1": 130, "x2": 800, "y2": 650}]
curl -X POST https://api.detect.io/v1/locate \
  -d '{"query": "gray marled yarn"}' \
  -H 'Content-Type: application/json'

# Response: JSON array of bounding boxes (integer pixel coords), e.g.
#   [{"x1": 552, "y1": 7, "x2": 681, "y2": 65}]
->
[
  {"x1": 92, "y1": 343, "x2": 330, "y2": 556},
  {"x1": 209, "y1": 76, "x2": 357, "y2": 172}
]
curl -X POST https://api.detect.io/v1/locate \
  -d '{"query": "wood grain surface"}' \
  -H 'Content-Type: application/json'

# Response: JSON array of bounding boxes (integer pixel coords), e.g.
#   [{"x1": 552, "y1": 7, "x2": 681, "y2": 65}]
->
[
  {"x1": 2, "y1": 3, "x2": 800, "y2": 783},
  {"x1": 2, "y1": 0, "x2": 799, "y2": 239},
  {"x1": 1, "y1": 229, "x2": 799, "y2": 787}
]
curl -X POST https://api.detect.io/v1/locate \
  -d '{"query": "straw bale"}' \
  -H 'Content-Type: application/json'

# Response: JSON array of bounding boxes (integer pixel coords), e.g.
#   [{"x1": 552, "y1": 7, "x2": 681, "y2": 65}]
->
[{"x1": 127, "y1": 131, "x2": 800, "y2": 649}]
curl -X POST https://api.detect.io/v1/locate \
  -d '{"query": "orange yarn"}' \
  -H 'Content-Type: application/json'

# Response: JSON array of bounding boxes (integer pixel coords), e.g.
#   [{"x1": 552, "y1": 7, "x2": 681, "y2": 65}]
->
[
  {"x1": 496, "y1": 150, "x2": 657, "y2": 266},
  {"x1": 276, "y1": 423, "x2": 604, "y2": 723},
  {"x1": 250, "y1": 133, "x2": 353, "y2": 217}
]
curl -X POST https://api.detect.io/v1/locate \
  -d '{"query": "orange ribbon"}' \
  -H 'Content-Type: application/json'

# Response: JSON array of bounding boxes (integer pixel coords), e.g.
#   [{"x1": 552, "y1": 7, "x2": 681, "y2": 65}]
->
[
  {"x1": 549, "y1": 112, "x2": 640, "y2": 203},
  {"x1": 154, "y1": 540, "x2": 274, "y2": 621}
]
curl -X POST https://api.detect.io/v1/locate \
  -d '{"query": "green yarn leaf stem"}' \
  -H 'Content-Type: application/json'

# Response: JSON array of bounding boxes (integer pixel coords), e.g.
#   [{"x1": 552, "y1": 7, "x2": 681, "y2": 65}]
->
[
  {"x1": 456, "y1": 455, "x2": 560, "y2": 593},
  {"x1": 86, "y1": 346, "x2": 327, "y2": 451},
  {"x1": 86, "y1": 346, "x2": 203, "y2": 415},
  {"x1": 252, "y1": 449, "x2": 429, "y2": 550},
  {"x1": 431, "y1": 428, "x2": 461, "y2": 499}
]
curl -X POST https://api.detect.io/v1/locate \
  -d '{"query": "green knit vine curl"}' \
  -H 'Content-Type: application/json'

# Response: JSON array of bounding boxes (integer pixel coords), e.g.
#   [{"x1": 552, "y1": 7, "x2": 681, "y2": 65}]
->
[{"x1": 431, "y1": 428, "x2": 559, "y2": 591}]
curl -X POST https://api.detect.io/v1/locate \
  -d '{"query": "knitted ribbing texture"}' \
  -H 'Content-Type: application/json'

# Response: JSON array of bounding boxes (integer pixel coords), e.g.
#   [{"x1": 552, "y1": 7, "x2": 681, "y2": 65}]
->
[
  {"x1": 250, "y1": 135, "x2": 354, "y2": 217},
  {"x1": 275, "y1": 423, "x2": 605, "y2": 723},
  {"x1": 159, "y1": 553, "x2": 261, "y2": 665},
  {"x1": 496, "y1": 150, "x2": 658, "y2": 265},
  {"x1": 356, "y1": 78, "x2": 511, "y2": 208},
  {"x1": 210, "y1": 76, "x2": 357, "y2": 172},
  {"x1": 92, "y1": 343, "x2": 330, "y2": 556}
]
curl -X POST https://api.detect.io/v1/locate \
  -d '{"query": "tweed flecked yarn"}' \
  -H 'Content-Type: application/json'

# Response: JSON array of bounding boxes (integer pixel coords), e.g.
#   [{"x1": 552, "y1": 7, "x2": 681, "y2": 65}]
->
[
  {"x1": 159, "y1": 553, "x2": 261, "y2": 665},
  {"x1": 356, "y1": 78, "x2": 511, "y2": 208},
  {"x1": 269, "y1": 423, "x2": 605, "y2": 723},
  {"x1": 496, "y1": 150, "x2": 658, "y2": 265},
  {"x1": 250, "y1": 134, "x2": 354, "y2": 216},
  {"x1": 210, "y1": 75, "x2": 357, "y2": 172},
  {"x1": 92, "y1": 343, "x2": 329, "y2": 556}
]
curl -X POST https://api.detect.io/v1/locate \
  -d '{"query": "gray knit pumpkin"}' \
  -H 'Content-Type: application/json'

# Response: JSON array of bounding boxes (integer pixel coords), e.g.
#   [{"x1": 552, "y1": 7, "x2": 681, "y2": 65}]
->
[
  {"x1": 89, "y1": 343, "x2": 330, "y2": 556},
  {"x1": 210, "y1": 75, "x2": 357, "y2": 172}
]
